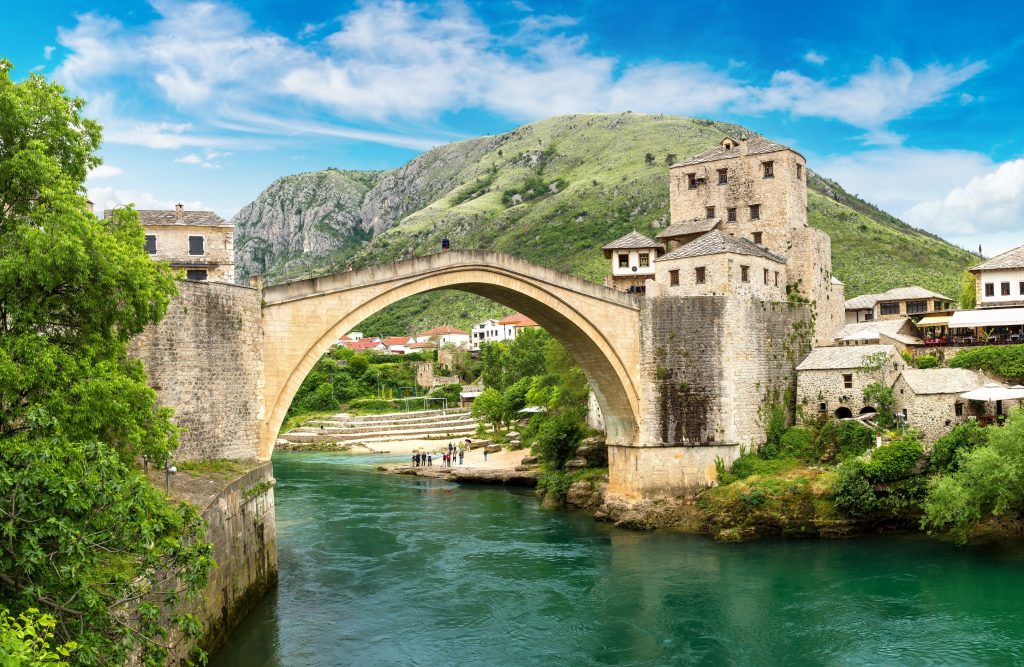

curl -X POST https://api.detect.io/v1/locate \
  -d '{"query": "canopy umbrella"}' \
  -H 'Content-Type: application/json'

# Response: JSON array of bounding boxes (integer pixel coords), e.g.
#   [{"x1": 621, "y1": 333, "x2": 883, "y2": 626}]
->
[{"x1": 959, "y1": 383, "x2": 1024, "y2": 402}]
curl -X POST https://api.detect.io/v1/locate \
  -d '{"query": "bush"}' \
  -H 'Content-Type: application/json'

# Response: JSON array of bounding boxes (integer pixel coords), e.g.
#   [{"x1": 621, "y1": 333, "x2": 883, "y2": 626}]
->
[
  {"x1": 914, "y1": 354, "x2": 939, "y2": 369},
  {"x1": 833, "y1": 460, "x2": 877, "y2": 516},
  {"x1": 862, "y1": 382, "x2": 896, "y2": 429},
  {"x1": 348, "y1": 398, "x2": 399, "y2": 414},
  {"x1": 836, "y1": 421, "x2": 874, "y2": 462},
  {"x1": 718, "y1": 451, "x2": 797, "y2": 484},
  {"x1": 760, "y1": 400, "x2": 788, "y2": 459},
  {"x1": 949, "y1": 344, "x2": 1024, "y2": 380},
  {"x1": 780, "y1": 426, "x2": 816, "y2": 461},
  {"x1": 532, "y1": 411, "x2": 586, "y2": 470},
  {"x1": 0, "y1": 608, "x2": 76, "y2": 666},
  {"x1": 864, "y1": 434, "x2": 924, "y2": 483},
  {"x1": 301, "y1": 382, "x2": 339, "y2": 412},
  {"x1": 930, "y1": 421, "x2": 989, "y2": 472},
  {"x1": 429, "y1": 383, "x2": 462, "y2": 404}
]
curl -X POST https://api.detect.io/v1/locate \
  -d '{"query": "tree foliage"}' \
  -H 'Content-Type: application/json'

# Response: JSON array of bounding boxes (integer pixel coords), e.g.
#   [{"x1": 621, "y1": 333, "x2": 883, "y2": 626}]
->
[
  {"x1": 862, "y1": 382, "x2": 896, "y2": 430},
  {"x1": 948, "y1": 344, "x2": 1024, "y2": 380},
  {"x1": 0, "y1": 607, "x2": 76, "y2": 666},
  {"x1": 0, "y1": 60, "x2": 212, "y2": 663}
]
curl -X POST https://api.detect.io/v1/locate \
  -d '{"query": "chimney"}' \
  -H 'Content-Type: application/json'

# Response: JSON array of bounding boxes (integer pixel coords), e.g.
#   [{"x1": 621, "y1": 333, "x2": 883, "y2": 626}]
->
[
  {"x1": 738, "y1": 136, "x2": 749, "y2": 157},
  {"x1": 175, "y1": 202, "x2": 184, "y2": 222}
]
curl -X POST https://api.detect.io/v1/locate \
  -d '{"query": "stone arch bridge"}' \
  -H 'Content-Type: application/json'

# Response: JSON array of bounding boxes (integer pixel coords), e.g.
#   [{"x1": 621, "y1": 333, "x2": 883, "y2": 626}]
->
[{"x1": 259, "y1": 250, "x2": 641, "y2": 459}]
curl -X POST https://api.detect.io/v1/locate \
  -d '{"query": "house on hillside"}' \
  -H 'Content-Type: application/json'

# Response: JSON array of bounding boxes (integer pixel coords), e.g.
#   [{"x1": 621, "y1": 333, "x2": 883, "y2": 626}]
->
[
  {"x1": 381, "y1": 336, "x2": 415, "y2": 354},
  {"x1": 470, "y1": 319, "x2": 514, "y2": 351},
  {"x1": 796, "y1": 344, "x2": 907, "y2": 420},
  {"x1": 346, "y1": 338, "x2": 386, "y2": 353},
  {"x1": 602, "y1": 231, "x2": 664, "y2": 293},
  {"x1": 892, "y1": 368, "x2": 990, "y2": 443},
  {"x1": 946, "y1": 245, "x2": 1024, "y2": 345},
  {"x1": 417, "y1": 326, "x2": 471, "y2": 349},
  {"x1": 107, "y1": 203, "x2": 235, "y2": 283},
  {"x1": 844, "y1": 287, "x2": 953, "y2": 324}
]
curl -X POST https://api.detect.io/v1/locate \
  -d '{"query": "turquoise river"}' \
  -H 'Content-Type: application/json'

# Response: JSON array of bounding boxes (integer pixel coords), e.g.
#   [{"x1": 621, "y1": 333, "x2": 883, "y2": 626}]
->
[{"x1": 212, "y1": 452, "x2": 1024, "y2": 666}]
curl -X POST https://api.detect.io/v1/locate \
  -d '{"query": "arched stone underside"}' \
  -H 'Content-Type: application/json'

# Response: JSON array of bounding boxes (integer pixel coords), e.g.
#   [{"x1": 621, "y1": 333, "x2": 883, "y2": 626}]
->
[{"x1": 259, "y1": 251, "x2": 641, "y2": 459}]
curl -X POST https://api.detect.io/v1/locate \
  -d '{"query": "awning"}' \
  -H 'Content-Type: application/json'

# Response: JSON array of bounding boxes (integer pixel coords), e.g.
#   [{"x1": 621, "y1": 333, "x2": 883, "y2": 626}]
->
[
  {"x1": 949, "y1": 308, "x2": 1024, "y2": 329},
  {"x1": 916, "y1": 314, "x2": 952, "y2": 327},
  {"x1": 959, "y1": 383, "x2": 1024, "y2": 402},
  {"x1": 460, "y1": 391, "x2": 483, "y2": 399}
]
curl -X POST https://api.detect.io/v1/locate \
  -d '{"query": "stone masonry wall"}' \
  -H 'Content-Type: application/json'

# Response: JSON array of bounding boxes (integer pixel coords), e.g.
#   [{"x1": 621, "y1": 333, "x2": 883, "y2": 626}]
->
[
  {"x1": 129, "y1": 281, "x2": 265, "y2": 461},
  {"x1": 796, "y1": 350, "x2": 906, "y2": 420}
]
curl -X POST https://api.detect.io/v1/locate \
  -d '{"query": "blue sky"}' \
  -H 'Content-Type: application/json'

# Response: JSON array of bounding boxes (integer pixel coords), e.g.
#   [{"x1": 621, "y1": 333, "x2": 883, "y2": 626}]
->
[{"x1": 3, "y1": 0, "x2": 1023, "y2": 253}]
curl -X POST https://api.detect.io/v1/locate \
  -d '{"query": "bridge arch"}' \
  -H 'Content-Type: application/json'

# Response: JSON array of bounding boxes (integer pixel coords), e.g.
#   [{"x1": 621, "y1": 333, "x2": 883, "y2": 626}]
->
[{"x1": 259, "y1": 251, "x2": 641, "y2": 458}]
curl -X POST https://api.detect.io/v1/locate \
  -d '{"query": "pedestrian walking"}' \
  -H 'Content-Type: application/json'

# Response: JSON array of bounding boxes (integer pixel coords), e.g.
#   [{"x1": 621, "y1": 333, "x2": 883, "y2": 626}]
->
[
  {"x1": 411, "y1": 453, "x2": 417, "y2": 467},
  {"x1": 428, "y1": 454, "x2": 433, "y2": 466},
  {"x1": 458, "y1": 449, "x2": 464, "y2": 465},
  {"x1": 483, "y1": 449, "x2": 488, "y2": 462}
]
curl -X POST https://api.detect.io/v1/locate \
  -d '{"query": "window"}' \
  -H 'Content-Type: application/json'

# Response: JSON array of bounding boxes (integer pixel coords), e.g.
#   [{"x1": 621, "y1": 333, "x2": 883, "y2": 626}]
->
[
  {"x1": 717, "y1": 168, "x2": 728, "y2": 185},
  {"x1": 144, "y1": 234, "x2": 157, "y2": 254},
  {"x1": 687, "y1": 173, "x2": 697, "y2": 189},
  {"x1": 695, "y1": 266, "x2": 706, "y2": 284},
  {"x1": 907, "y1": 300, "x2": 927, "y2": 315},
  {"x1": 740, "y1": 265, "x2": 750, "y2": 283},
  {"x1": 880, "y1": 302, "x2": 900, "y2": 316},
  {"x1": 1001, "y1": 282, "x2": 1011, "y2": 296},
  {"x1": 864, "y1": 312, "x2": 874, "y2": 321},
  {"x1": 188, "y1": 235, "x2": 205, "y2": 255},
  {"x1": 763, "y1": 268, "x2": 770, "y2": 284},
  {"x1": 749, "y1": 204, "x2": 760, "y2": 220},
  {"x1": 185, "y1": 269, "x2": 208, "y2": 281},
  {"x1": 819, "y1": 402, "x2": 827, "y2": 413},
  {"x1": 727, "y1": 207, "x2": 737, "y2": 222},
  {"x1": 763, "y1": 161, "x2": 774, "y2": 178},
  {"x1": 796, "y1": 164, "x2": 803, "y2": 180},
  {"x1": 843, "y1": 373, "x2": 853, "y2": 389},
  {"x1": 934, "y1": 300, "x2": 944, "y2": 311},
  {"x1": 618, "y1": 253, "x2": 629, "y2": 268},
  {"x1": 669, "y1": 269, "x2": 680, "y2": 286},
  {"x1": 955, "y1": 402, "x2": 964, "y2": 417},
  {"x1": 752, "y1": 231, "x2": 763, "y2": 244},
  {"x1": 1020, "y1": 282, "x2": 1024, "y2": 295},
  {"x1": 985, "y1": 283, "x2": 995, "y2": 297},
  {"x1": 706, "y1": 206, "x2": 715, "y2": 219},
  {"x1": 774, "y1": 271, "x2": 780, "y2": 287},
  {"x1": 638, "y1": 253, "x2": 650, "y2": 268}
]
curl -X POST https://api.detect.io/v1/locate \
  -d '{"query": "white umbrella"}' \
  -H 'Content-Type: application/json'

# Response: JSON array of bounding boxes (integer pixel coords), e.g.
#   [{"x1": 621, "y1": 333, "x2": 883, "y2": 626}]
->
[{"x1": 960, "y1": 383, "x2": 1024, "y2": 402}]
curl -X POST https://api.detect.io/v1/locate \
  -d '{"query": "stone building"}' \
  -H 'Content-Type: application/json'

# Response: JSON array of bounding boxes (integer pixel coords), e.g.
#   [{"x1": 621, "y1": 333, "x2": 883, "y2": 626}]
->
[
  {"x1": 796, "y1": 344, "x2": 907, "y2": 419},
  {"x1": 602, "y1": 231, "x2": 663, "y2": 293},
  {"x1": 892, "y1": 368, "x2": 989, "y2": 443},
  {"x1": 106, "y1": 203, "x2": 235, "y2": 283},
  {"x1": 650, "y1": 230, "x2": 788, "y2": 301},
  {"x1": 832, "y1": 317, "x2": 922, "y2": 353},
  {"x1": 844, "y1": 286, "x2": 953, "y2": 324},
  {"x1": 663, "y1": 135, "x2": 844, "y2": 345}
]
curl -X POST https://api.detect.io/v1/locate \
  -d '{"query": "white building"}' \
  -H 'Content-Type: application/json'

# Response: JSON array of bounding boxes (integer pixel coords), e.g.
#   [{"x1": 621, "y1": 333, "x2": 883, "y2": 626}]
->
[
  {"x1": 971, "y1": 244, "x2": 1024, "y2": 309},
  {"x1": 381, "y1": 336, "x2": 415, "y2": 354},
  {"x1": 417, "y1": 326, "x2": 471, "y2": 349},
  {"x1": 602, "y1": 231, "x2": 664, "y2": 293},
  {"x1": 470, "y1": 313, "x2": 540, "y2": 351}
]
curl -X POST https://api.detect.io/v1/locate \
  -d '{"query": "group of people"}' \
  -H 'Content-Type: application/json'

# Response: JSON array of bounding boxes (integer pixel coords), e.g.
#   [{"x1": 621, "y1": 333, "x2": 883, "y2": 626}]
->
[{"x1": 411, "y1": 439, "x2": 475, "y2": 467}]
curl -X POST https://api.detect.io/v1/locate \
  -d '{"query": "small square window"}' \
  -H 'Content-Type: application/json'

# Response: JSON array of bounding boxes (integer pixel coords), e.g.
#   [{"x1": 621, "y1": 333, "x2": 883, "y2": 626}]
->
[
  {"x1": 843, "y1": 373, "x2": 853, "y2": 389},
  {"x1": 749, "y1": 204, "x2": 760, "y2": 220},
  {"x1": 796, "y1": 164, "x2": 803, "y2": 180},
  {"x1": 752, "y1": 232, "x2": 763, "y2": 244},
  {"x1": 618, "y1": 253, "x2": 629, "y2": 268},
  {"x1": 144, "y1": 234, "x2": 157, "y2": 254},
  {"x1": 706, "y1": 206, "x2": 715, "y2": 219},
  {"x1": 188, "y1": 235, "x2": 205, "y2": 255},
  {"x1": 186, "y1": 269, "x2": 208, "y2": 281},
  {"x1": 880, "y1": 302, "x2": 900, "y2": 316},
  {"x1": 695, "y1": 266, "x2": 706, "y2": 284},
  {"x1": 740, "y1": 265, "x2": 750, "y2": 283},
  {"x1": 763, "y1": 161, "x2": 774, "y2": 178},
  {"x1": 985, "y1": 283, "x2": 995, "y2": 297},
  {"x1": 639, "y1": 253, "x2": 650, "y2": 268},
  {"x1": 934, "y1": 300, "x2": 943, "y2": 311},
  {"x1": 1001, "y1": 282, "x2": 1011, "y2": 296},
  {"x1": 717, "y1": 168, "x2": 728, "y2": 185},
  {"x1": 687, "y1": 173, "x2": 697, "y2": 189},
  {"x1": 727, "y1": 207, "x2": 737, "y2": 222},
  {"x1": 669, "y1": 269, "x2": 680, "y2": 286},
  {"x1": 819, "y1": 402, "x2": 827, "y2": 413},
  {"x1": 955, "y1": 402, "x2": 964, "y2": 417},
  {"x1": 763, "y1": 268, "x2": 770, "y2": 284}
]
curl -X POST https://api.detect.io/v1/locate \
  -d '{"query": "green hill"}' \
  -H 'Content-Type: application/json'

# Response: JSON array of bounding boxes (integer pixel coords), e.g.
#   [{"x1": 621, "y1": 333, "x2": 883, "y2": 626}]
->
[{"x1": 232, "y1": 113, "x2": 978, "y2": 335}]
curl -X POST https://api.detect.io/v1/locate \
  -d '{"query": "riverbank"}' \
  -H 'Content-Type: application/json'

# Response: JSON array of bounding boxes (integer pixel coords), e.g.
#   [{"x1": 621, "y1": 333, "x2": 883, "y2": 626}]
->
[{"x1": 379, "y1": 446, "x2": 539, "y2": 485}]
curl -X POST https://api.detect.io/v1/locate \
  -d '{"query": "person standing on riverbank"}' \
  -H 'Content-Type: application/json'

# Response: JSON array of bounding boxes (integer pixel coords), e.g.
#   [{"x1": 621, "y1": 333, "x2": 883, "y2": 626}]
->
[
  {"x1": 458, "y1": 449, "x2": 464, "y2": 465},
  {"x1": 483, "y1": 449, "x2": 488, "y2": 462},
  {"x1": 427, "y1": 454, "x2": 432, "y2": 466}
]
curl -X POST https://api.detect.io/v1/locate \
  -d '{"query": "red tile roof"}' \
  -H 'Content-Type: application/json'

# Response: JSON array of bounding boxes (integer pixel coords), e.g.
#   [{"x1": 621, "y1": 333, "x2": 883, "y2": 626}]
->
[
  {"x1": 408, "y1": 342, "x2": 438, "y2": 348},
  {"x1": 497, "y1": 313, "x2": 538, "y2": 327},
  {"x1": 419, "y1": 326, "x2": 468, "y2": 336},
  {"x1": 382, "y1": 336, "x2": 413, "y2": 346},
  {"x1": 348, "y1": 339, "x2": 384, "y2": 350}
]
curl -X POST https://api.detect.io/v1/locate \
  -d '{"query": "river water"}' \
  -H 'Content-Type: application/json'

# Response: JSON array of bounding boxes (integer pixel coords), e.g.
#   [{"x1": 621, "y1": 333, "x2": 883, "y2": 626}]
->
[{"x1": 212, "y1": 452, "x2": 1024, "y2": 666}]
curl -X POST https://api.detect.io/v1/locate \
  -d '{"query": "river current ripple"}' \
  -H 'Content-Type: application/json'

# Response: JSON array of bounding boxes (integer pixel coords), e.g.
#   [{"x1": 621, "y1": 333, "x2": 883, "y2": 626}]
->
[{"x1": 212, "y1": 452, "x2": 1024, "y2": 666}]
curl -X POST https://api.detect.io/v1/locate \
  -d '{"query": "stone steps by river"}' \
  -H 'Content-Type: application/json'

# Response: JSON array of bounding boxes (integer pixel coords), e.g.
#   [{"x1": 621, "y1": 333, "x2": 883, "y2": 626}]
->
[{"x1": 278, "y1": 408, "x2": 480, "y2": 447}]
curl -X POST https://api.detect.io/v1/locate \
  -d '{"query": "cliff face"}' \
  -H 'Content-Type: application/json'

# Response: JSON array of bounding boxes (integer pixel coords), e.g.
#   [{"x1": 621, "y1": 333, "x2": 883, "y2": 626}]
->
[{"x1": 231, "y1": 112, "x2": 978, "y2": 332}]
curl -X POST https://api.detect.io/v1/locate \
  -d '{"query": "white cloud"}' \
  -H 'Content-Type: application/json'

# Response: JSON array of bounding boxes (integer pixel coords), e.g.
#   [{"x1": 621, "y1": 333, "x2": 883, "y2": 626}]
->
[
  {"x1": 804, "y1": 50, "x2": 827, "y2": 65},
  {"x1": 86, "y1": 164, "x2": 123, "y2": 179},
  {"x1": 43, "y1": 45, "x2": 55, "y2": 60},
  {"x1": 175, "y1": 153, "x2": 203, "y2": 165},
  {"x1": 50, "y1": 1, "x2": 986, "y2": 148}
]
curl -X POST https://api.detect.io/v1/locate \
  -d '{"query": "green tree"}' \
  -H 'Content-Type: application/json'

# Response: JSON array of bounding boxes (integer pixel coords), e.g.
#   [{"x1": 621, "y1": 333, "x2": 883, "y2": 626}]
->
[
  {"x1": 0, "y1": 607, "x2": 76, "y2": 666},
  {"x1": 0, "y1": 60, "x2": 212, "y2": 663},
  {"x1": 471, "y1": 388, "x2": 505, "y2": 433},
  {"x1": 959, "y1": 270, "x2": 977, "y2": 309},
  {"x1": 863, "y1": 382, "x2": 896, "y2": 430}
]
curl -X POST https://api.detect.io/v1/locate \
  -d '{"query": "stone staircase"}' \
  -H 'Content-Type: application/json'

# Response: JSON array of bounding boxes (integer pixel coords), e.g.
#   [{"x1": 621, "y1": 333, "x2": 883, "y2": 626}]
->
[{"x1": 278, "y1": 408, "x2": 480, "y2": 448}]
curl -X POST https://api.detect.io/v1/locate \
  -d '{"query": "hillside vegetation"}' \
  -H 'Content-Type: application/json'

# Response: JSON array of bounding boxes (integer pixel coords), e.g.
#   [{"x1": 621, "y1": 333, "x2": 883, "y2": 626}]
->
[{"x1": 231, "y1": 113, "x2": 978, "y2": 334}]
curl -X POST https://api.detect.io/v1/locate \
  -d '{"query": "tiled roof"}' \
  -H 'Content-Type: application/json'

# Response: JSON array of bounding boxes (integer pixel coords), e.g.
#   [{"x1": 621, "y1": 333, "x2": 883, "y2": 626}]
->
[
  {"x1": 348, "y1": 339, "x2": 384, "y2": 350},
  {"x1": 674, "y1": 136, "x2": 792, "y2": 168},
  {"x1": 970, "y1": 244, "x2": 1024, "y2": 271},
  {"x1": 898, "y1": 368, "x2": 988, "y2": 395},
  {"x1": 420, "y1": 326, "x2": 468, "y2": 336},
  {"x1": 796, "y1": 344, "x2": 897, "y2": 371},
  {"x1": 834, "y1": 318, "x2": 920, "y2": 345},
  {"x1": 497, "y1": 313, "x2": 538, "y2": 327},
  {"x1": 602, "y1": 230, "x2": 662, "y2": 251},
  {"x1": 845, "y1": 286, "x2": 952, "y2": 310},
  {"x1": 105, "y1": 209, "x2": 232, "y2": 227},
  {"x1": 656, "y1": 230, "x2": 785, "y2": 263},
  {"x1": 382, "y1": 336, "x2": 413, "y2": 346},
  {"x1": 408, "y1": 342, "x2": 437, "y2": 349},
  {"x1": 656, "y1": 218, "x2": 720, "y2": 240}
]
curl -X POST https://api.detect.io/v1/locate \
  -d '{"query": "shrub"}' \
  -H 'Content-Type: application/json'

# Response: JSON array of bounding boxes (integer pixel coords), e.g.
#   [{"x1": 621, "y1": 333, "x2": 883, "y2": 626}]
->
[
  {"x1": 719, "y1": 451, "x2": 797, "y2": 484},
  {"x1": 760, "y1": 400, "x2": 788, "y2": 459},
  {"x1": 863, "y1": 382, "x2": 896, "y2": 429},
  {"x1": 833, "y1": 460, "x2": 877, "y2": 516},
  {"x1": 930, "y1": 421, "x2": 989, "y2": 473},
  {"x1": 864, "y1": 434, "x2": 924, "y2": 483},
  {"x1": 740, "y1": 490, "x2": 767, "y2": 509},
  {"x1": 914, "y1": 355, "x2": 939, "y2": 369},
  {"x1": 836, "y1": 421, "x2": 874, "y2": 462},
  {"x1": 302, "y1": 382, "x2": 338, "y2": 412},
  {"x1": 348, "y1": 398, "x2": 399, "y2": 414},
  {"x1": 429, "y1": 383, "x2": 462, "y2": 404},
  {"x1": 532, "y1": 410, "x2": 586, "y2": 470},
  {"x1": 780, "y1": 426, "x2": 817, "y2": 461},
  {"x1": 949, "y1": 344, "x2": 1024, "y2": 380}
]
